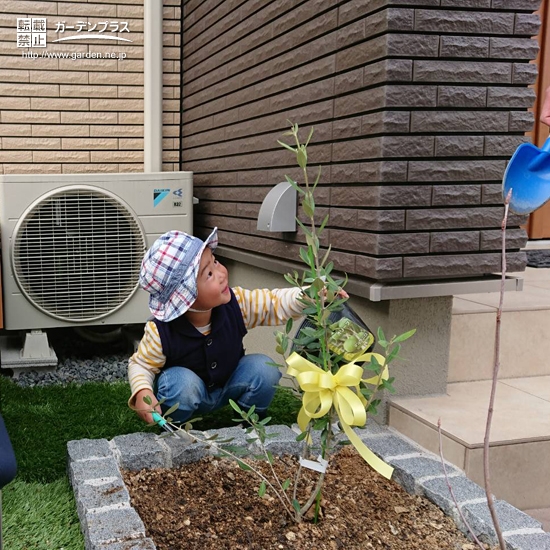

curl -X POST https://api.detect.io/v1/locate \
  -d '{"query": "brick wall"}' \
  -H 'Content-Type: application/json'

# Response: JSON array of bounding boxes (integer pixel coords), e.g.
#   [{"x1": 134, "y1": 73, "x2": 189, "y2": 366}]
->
[
  {"x1": 0, "y1": 0, "x2": 180, "y2": 175},
  {"x1": 183, "y1": 0, "x2": 540, "y2": 281}
]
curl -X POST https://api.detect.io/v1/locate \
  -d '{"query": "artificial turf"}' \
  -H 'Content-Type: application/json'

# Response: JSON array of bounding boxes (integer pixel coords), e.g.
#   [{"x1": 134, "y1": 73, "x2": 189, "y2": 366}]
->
[{"x1": 0, "y1": 375, "x2": 301, "y2": 549}]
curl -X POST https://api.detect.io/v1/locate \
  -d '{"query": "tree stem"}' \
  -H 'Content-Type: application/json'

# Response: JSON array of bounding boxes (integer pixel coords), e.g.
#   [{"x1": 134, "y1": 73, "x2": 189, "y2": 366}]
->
[{"x1": 483, "y1": 191, "x2": 511, "y2": 550}]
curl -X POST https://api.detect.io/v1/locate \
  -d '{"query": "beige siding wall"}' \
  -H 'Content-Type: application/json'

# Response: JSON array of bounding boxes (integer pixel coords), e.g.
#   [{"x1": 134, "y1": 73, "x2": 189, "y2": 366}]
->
[{"x1": 0, "y1": 0, "x2": 180, "y2": 175}]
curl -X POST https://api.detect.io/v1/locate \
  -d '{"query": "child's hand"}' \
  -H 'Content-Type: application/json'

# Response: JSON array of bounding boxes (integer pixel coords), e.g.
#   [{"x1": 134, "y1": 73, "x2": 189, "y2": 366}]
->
[
  {"x1": 336, "y1": 287, "x2": 349, "y2": 299},
  {"x1": 541, "y1": 85, "x2": 550, "y2": 127},
  {"x1": 133, "y1": 388, "x2": 162, "y2": 425}
]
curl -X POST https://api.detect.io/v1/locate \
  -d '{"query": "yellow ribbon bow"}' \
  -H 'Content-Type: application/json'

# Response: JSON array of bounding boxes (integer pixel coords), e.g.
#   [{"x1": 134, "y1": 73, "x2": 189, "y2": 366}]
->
[{"x1": 286, "y1": 351, "x2": 394, "y2": 480}]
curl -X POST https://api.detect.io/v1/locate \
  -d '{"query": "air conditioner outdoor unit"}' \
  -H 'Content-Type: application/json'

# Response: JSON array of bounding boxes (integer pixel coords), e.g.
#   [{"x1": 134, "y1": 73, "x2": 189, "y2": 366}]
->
[{"x1": 0, "y1": 172, "x2": 193, "y2": 331}]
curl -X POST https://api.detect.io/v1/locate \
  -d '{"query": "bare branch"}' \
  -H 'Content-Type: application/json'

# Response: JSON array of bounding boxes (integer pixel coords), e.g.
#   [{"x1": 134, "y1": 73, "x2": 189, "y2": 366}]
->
[
  {"x1": 437, "y1": 419, "x2": 486, "y2": 550},
  {"x1": 483, "y1": 190, "x2": 513, "y2": 550}
]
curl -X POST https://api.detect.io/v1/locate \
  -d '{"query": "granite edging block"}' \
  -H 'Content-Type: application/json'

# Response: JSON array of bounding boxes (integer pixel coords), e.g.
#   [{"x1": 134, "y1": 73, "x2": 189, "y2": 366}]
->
[
  {"x1": 111, "y1": 433, "x2": 169, "y2": 471},
  {"x1": 83, "y1": 507, "x2": 147, "y2": 550},
  {"x1": 462, "y1": 499, "x2": 542, "y2": 540},
  {"x1": 504, "y1": 532, "x2": 550, "y2": 550},
  {"x1": 70, "y1": 458, "x2": 124, "y2": 488},
  {"x1": 90, "y1": 539, "x2": 157, "y2": 550},
  {"x1": 75, "y1": 477, "x2": 131, "y2": 519},
  {"x1": 69, "y1": 422, "x2": 546, "y2": 550}
]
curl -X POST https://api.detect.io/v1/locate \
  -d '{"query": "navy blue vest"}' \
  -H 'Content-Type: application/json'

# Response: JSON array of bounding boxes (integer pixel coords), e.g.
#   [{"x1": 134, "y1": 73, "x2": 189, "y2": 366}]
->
[{"x1": 154, "y1": 289, "x2": 248, "y2": 387}]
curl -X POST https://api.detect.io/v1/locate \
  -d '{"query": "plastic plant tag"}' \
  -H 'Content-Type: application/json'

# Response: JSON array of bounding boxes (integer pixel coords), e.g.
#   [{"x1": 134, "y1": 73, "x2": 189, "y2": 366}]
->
[
  {"x1": 327, "y1": 317, "x2": 374, "y2": 361},
  {"x1": 299, "y1": 455, "x2": 328, "y2": 473}
]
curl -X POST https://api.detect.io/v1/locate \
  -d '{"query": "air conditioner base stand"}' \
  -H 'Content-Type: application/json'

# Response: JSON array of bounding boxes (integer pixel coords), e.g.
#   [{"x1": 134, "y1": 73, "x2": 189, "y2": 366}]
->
[{"x1": 0, "y1": 331, "x2": 58, "y2": 378}]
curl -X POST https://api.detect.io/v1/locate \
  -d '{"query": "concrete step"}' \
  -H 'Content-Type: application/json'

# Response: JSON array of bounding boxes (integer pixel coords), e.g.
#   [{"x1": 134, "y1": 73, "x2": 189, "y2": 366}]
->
[
  {"x1": 449, "y1": 272, "x2": 550, "y2": 382},
  {"x1": 389, "y1": 377, "x2": 550, "y2": 515}
]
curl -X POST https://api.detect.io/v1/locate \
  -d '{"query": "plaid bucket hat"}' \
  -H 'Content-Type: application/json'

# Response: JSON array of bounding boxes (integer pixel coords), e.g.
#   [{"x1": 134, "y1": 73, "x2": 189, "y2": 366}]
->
[{"x1": 139, "y1": 227, "x2": 218, "y2": 322}]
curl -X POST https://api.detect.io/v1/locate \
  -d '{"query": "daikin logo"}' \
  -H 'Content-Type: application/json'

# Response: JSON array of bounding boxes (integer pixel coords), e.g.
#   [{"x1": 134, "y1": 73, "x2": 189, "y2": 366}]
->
[{"x1": 153, "y1": 189, "x2": 170, "y2": 207}]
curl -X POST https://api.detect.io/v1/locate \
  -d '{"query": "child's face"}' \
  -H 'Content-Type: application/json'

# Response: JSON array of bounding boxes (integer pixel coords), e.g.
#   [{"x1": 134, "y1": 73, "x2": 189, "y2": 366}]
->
[{"x1": 192, "y1": 248, "x2": 231, "y2": 311}]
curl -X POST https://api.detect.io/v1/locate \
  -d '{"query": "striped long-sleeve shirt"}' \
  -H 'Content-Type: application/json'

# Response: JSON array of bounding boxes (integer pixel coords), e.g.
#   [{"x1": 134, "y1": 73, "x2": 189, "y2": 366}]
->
[{"x1": 128, "y1": 286, "x2": 303, "y2": 406}]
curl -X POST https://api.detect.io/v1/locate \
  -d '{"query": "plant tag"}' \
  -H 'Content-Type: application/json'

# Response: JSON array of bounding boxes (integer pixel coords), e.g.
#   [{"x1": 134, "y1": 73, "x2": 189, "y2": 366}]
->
[{"x1": 299, "y1": 455, "x2": 328, "y2": 473}]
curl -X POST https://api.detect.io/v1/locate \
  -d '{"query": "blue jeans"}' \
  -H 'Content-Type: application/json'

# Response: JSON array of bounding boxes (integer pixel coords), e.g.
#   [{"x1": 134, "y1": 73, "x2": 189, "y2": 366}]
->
[{"x1": 155, "y1": 354, "x2": 281, "y2": 423}]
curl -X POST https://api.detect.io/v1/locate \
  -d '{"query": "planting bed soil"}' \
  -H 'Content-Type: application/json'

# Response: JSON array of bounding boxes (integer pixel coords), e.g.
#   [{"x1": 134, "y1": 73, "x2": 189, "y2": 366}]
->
[{"x1": 124, "y1": 446, "x2": 495, "y2": 550}]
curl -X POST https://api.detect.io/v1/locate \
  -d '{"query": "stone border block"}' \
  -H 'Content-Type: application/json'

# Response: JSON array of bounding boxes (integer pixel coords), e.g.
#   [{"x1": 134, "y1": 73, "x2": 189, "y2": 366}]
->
[
  {"x1": 68, "y1": 422, "x2": 550, "y2": 550},
  {"x1": 505, "y1": 533, "x2": 550, "y2": 550},
  {"x1": 390, "y1": 455, "x2": 461, "y2": 495},
  {"x1": 112, "y1": 433, "x2": 168, "y2": 471},
  {"x1": 359, "y1": 432, "x2": 422, "y2": 460},
  {"x1": 70, "y1": 458, "x2": 123, "y2": 488},
  {"x1": 160, "y1": 431, "x2": 210, "y2": 467},
  {"x1": 67, "y1": 438, "x2": 113, "y2": 463},
  {"x1": 92, "y1": 540, "x2": 157, "y2": 550},
  {"x1": 421, "y1": 475, "x2": 486, "y2": 518},
  {"x1": 75, "y1": 477, "x2": 131, "y2": 519},
  {"x1": 462, "y1": 500, "x2": 542, "y2": 541},
  {"x1": 258, "y1": 424, "x2": 302, "y2": 456},
  {"x1": 83, "y1": 507, "x2": 146, "y2": 550},
  {"x1": 203, "y1": 425, "x2": 248, "y2": 453}
]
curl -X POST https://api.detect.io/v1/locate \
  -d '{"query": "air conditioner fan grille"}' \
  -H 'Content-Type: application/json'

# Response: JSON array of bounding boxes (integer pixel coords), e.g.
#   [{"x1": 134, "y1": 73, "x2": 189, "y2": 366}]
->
[{"x1": 12, "y1": 188, "x2": 146, "y2": 322}]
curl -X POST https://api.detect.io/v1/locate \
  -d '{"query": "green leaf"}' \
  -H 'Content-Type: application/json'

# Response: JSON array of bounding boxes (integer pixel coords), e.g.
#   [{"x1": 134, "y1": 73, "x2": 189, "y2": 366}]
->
[
  {"x1": 237, "y1": 460, "x2": 252, "y2": 471},
  {"x1": 299, "y1": 247, "x2": 311, "y2": 265},
  {"x1": 163, "y1": 402, "x2": 180, "y2": 418},
  {"x1": 285, "y1": 317, "x2": 294, "y2": 334},
  {"x1": 305, "y1": 126, "x2": 314, "y2": 147},
  {"x1": 313, "y1": 166, "x2": 322, "y2": 189},
  {"x1": 386, "y1": 343, "x2": 401, "y2": 364},
  {"x1": 296, "y1": 219, "x2": 312, "y2": 237},
  {"x1": 258, "y1": 481, "x2": 267, "y2": 497},
  {"x1": 311, "y1": 277, "x2": 324, "y2": 292},
  {"x1": 299, "y1": 326, "x2": 321, "y2": 338},
  {"x1": 229, "y1": 399, "x2": 243, "y2": 414},
  {"x1": 377, "y1": 327, "x2": 386, "y2": 343},
  {"x1": 277, "y1": 140, "x2": 296, "y2": 153},
  {"x1": 292, "y1": 499, "x2": 301, "y2": 513},
  {"x1": 282, "y1": 479, "x2": 291, "y2": 491},
  {"x1": 302, "y1": 197, "x2": 314, "y2": 218},
  {"x1": 296, "y1": 431, "x2": 309, "y2": 441},
  {"x1": 296, "y1": 146, "x2": 307, "y2": 169},
  {"x1": 143, "y1": 395, "x2": 152, "y2": 405},
  {"x1": 393, "y1": 329, "x2": 416, "y2": 343},
  {"x1": 285, "y1": 175, "x2": 305, "y2": 195},
  {"x1": 319, "y1": 214, "x2": 330, "y2": 233},
  {"x1": 283, "y1": 273, "x2": 296, "y2": 286},
  {"x1": 266, "y1": 450, "x2": 274, "y2": 465},
  {"x1": 321, "y1": 251, "x2": 332, "y2": 270}
]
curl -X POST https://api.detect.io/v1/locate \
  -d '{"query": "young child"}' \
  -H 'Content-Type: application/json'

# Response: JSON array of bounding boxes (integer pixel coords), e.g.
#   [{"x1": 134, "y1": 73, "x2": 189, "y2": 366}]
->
[{"x1": 128, "y1": 227, "x2": 305, "y2": 424}]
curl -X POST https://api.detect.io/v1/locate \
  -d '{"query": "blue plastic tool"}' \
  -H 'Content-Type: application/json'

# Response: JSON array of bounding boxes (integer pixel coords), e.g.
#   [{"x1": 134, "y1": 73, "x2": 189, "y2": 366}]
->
[
  {"x1": 152, "y1": 411, "x2": 175, "y2": 433},
  {"x1": 502, "y1": 136, "x2": 550, "y2": 214}
]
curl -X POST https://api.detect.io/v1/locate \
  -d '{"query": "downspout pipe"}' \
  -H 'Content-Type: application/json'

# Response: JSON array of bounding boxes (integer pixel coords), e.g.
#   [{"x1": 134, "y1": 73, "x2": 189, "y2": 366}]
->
[{"x1": 144, "y1": 0, "x2": 163, "y2": 173}]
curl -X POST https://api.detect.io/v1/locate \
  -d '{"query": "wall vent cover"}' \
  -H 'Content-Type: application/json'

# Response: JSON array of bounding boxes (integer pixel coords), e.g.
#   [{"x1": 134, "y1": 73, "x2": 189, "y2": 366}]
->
[{"x1": 11, "y1": 185, "x2": 147, "y2": 322}]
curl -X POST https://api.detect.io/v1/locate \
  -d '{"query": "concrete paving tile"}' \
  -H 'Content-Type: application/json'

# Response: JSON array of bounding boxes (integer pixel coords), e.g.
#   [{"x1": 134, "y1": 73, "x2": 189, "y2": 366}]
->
[
  {"x1": 501, "y1": 376, "x2": 550, "y2": 403},
  {"x1": 391, "y1": 380, "x2": 550, "y2": 447}
]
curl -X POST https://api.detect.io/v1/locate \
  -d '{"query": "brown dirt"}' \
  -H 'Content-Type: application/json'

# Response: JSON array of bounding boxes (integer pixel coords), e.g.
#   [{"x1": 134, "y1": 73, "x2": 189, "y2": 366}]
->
[{"x1": 124, "y1": 446, "x2": 495, "y2": 550}]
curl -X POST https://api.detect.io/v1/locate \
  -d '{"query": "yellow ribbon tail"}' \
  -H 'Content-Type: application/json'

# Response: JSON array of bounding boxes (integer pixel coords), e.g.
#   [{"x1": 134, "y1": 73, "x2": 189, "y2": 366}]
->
[
  {"x1": 297, "y1": 406, "x2": 311, "y2": 433},
  {"x1": 341, "y1": 421, "x2": 394, "y2": 480},
  {"x1": 363, "y1": 365, "x2": 390, "y2": 386}
]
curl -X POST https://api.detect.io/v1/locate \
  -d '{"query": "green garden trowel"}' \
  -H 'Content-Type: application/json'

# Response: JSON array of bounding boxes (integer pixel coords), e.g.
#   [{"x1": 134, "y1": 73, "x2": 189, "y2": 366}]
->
[{"x1": 502, "y1": 136, "x2": 550, "y2": 214}]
